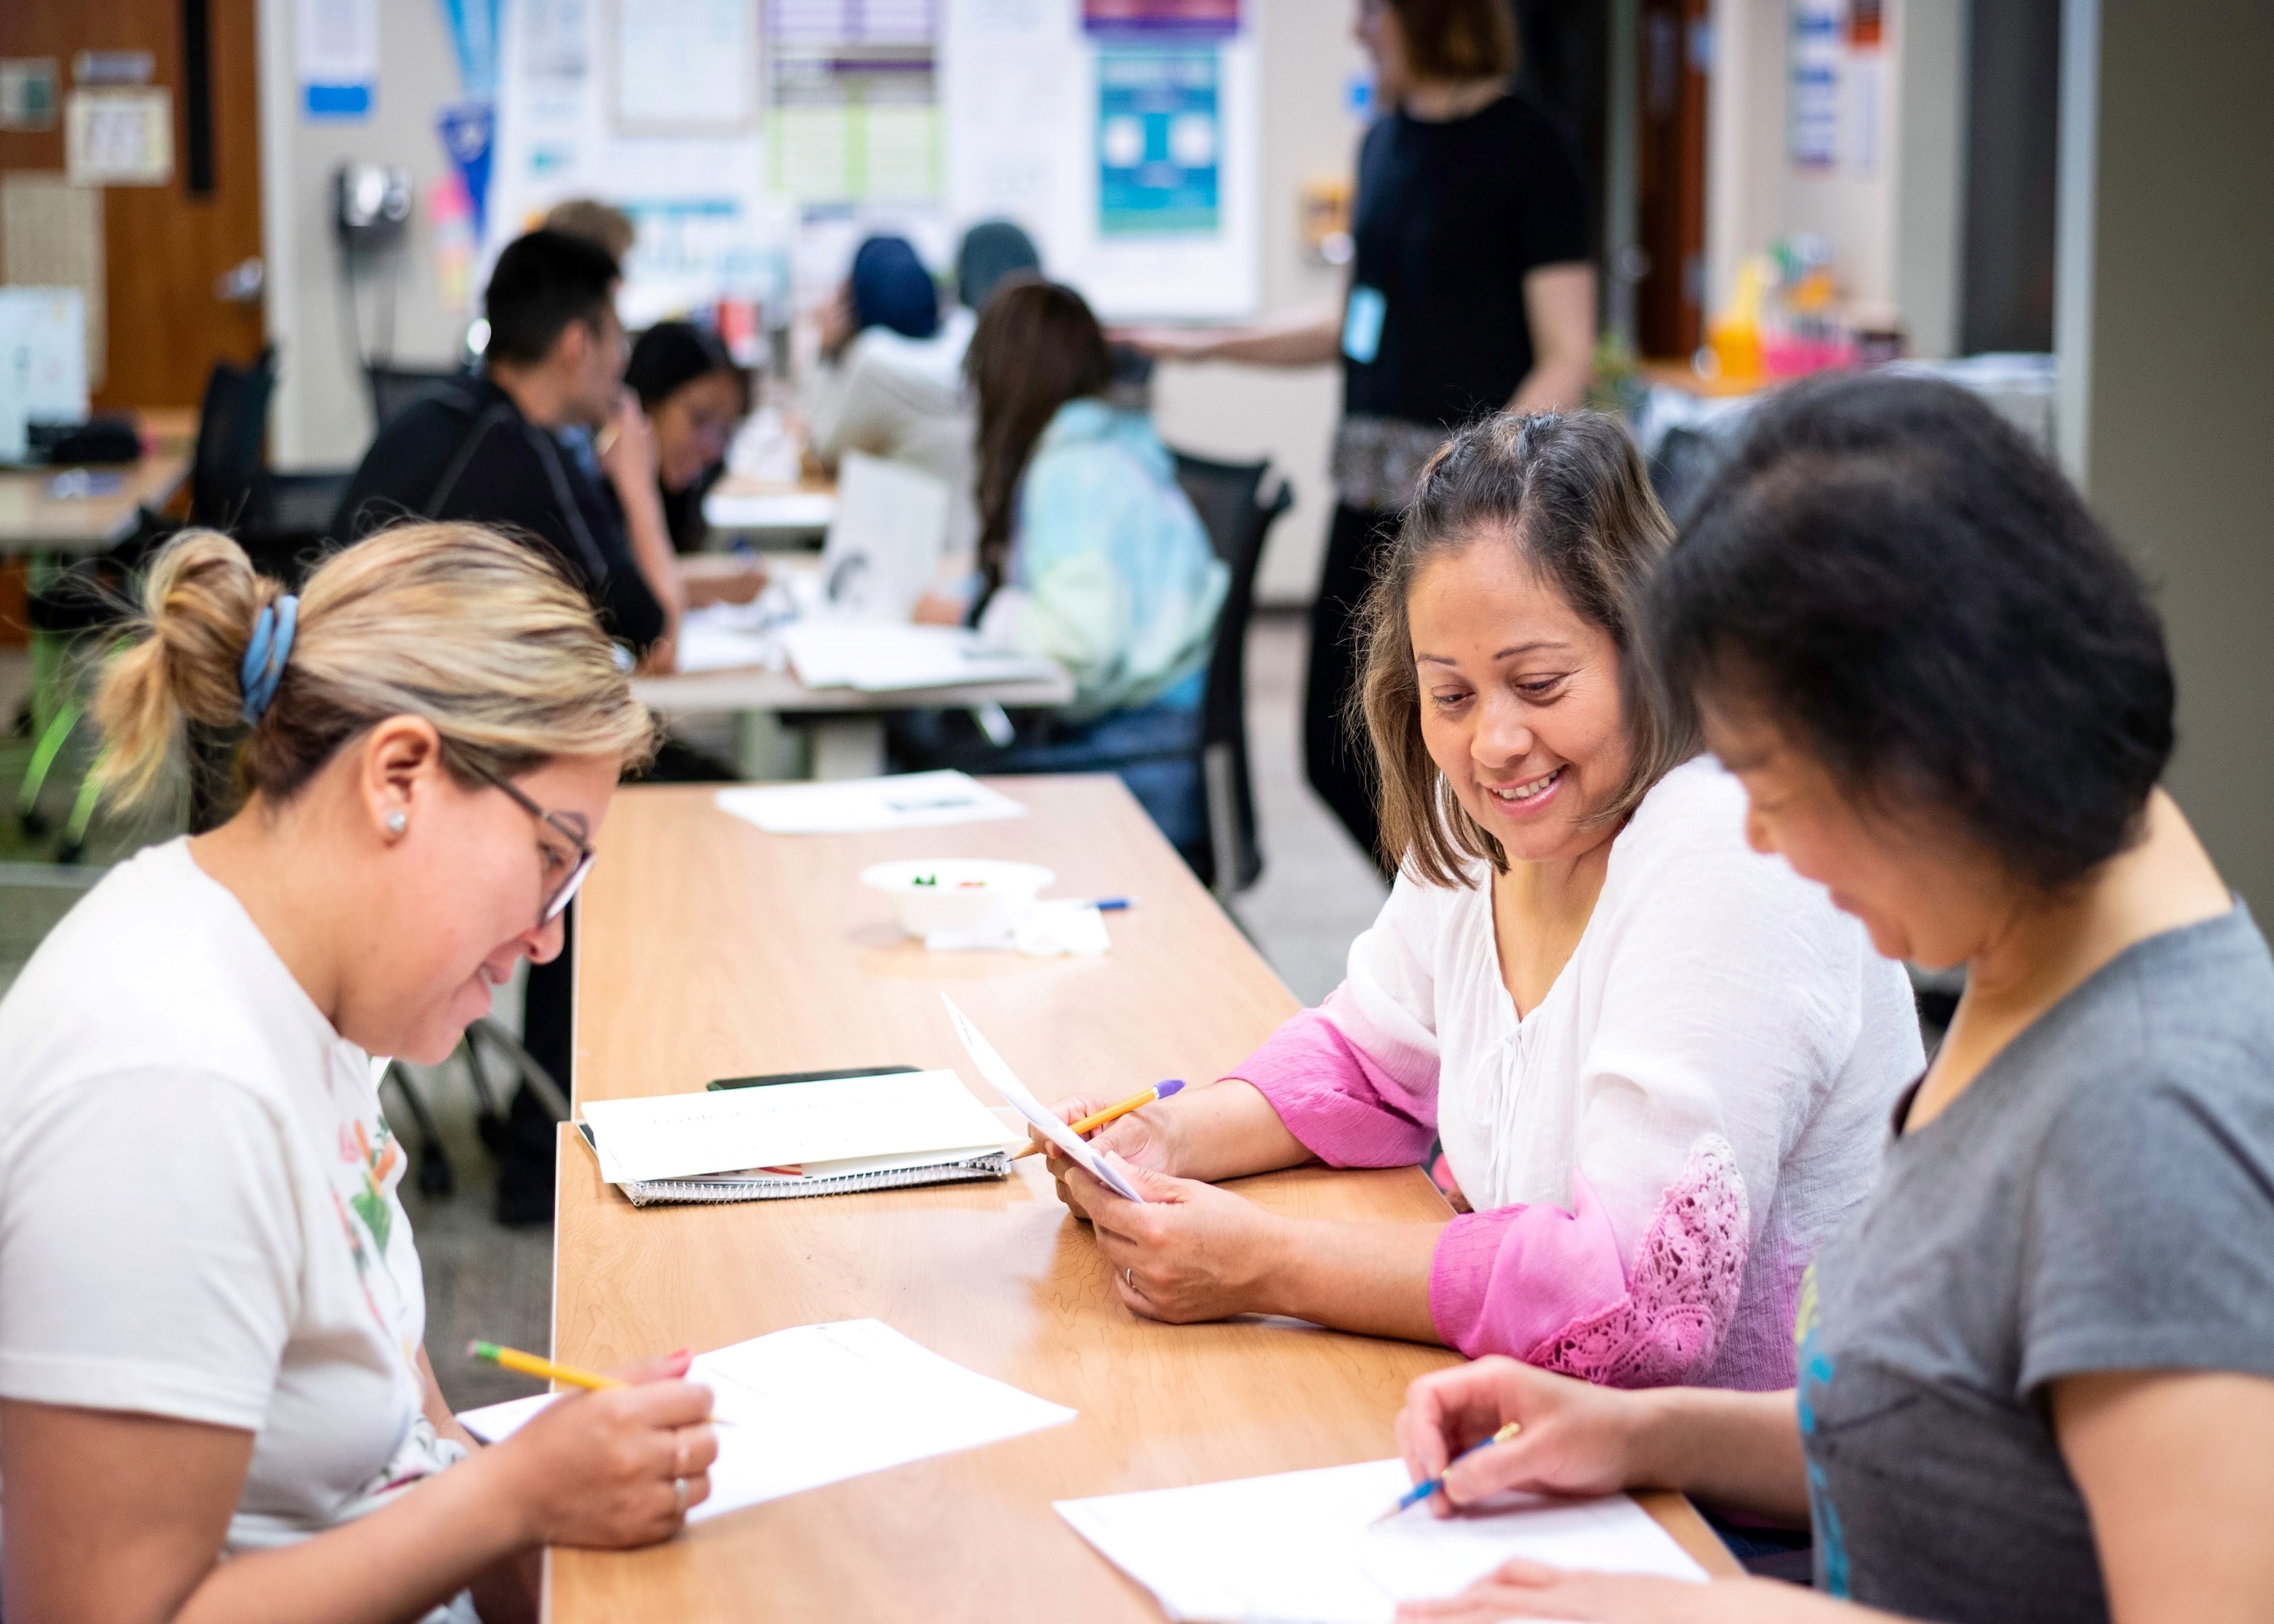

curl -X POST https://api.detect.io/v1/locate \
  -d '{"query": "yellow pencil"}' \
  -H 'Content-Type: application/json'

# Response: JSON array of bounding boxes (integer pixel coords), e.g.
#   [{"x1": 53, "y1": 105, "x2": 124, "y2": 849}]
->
[
  {"x1": 468, "y1": 1340, "x2": 624, "y2": 1391},
  {"x1": 1012, "y1": 1079, "x2": 1186, "y2": 1160}
]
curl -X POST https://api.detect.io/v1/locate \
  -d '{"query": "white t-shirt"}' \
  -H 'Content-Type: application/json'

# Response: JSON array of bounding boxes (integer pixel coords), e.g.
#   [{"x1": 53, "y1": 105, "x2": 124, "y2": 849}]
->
[{"x1": 0, "y1": 839, "x2": 461, "y2": 1554}]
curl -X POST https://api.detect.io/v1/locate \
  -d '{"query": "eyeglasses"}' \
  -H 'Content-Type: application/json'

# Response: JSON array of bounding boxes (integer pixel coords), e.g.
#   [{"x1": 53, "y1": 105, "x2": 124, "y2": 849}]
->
[{"x1": 466, "y1": 762, "x2": 598, "y2": 926}]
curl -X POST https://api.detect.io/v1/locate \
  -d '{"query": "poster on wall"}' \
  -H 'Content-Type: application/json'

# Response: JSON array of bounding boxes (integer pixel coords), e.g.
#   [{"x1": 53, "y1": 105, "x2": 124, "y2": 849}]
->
[
  {"x1": 941, "y1": 0, "x2": 1258, "y2": 320},
  {"x1": 1097, "y1": 47, "x2": 1218, "y2": 236},
  {"x1": 298, "y1": 0, "x2": 379, "y2": 120},
  {"x1": 1787, "y1": 0, "x2": 1840, "y2": 171},
  {"x1": 1081, "y1": 0, "x2": 1238, "y2": 34}
]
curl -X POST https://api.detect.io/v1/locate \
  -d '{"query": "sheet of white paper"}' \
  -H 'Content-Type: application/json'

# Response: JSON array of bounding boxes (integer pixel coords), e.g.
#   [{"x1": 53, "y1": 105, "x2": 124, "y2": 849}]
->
[
  {"x1": 1054, "y1": 1458, "x2": 1706, "y2": 1624},
  {"x1": 674, "y1": 604, "x2": 785, "y2": 674},
  {"x1": 457, "y1": 1319, "x2": 1075, "y2": 1523},
  {"x1": 940, "y1": 995, "x2": 1146, "y2": 1202},
  {"x1": 716, "y1": 770, "x2": 1027, "y2": 835},
  {"x1": 579, "y1": 1070, "x2": 1021, "y2": 1184},
  {"x1": 778, "y1": 620, "x2": 1060, "y2": 692}
]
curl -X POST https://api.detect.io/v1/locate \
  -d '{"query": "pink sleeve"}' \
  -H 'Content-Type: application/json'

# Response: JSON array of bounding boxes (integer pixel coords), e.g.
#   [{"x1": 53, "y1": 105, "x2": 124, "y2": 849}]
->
[
  {"x1": 1427, "y1": 1138, "x2": 1754, "y2": 1388},
  {"x1": 1226, "y1": 997, "x2": 1438, "y2": 1169}
]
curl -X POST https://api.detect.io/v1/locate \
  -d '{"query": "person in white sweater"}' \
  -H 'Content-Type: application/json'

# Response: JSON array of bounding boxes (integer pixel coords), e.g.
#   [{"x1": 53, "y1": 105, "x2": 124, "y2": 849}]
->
[{"x1": 1045, "y1": 410, "x2": 1921, "y2": 1395}]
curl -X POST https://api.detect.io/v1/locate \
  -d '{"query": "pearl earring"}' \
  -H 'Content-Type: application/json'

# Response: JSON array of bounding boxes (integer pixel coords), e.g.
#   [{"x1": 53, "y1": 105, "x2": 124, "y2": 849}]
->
[{"x1": 385, "y1": 811, "x2": 407, "y2": 835}]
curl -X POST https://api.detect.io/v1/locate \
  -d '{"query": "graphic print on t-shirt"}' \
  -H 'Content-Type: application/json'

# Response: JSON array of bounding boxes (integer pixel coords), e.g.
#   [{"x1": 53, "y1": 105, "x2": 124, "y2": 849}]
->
[{"x1": 1793, "y1": 1263, "x2": 1851, "y2": 1596}]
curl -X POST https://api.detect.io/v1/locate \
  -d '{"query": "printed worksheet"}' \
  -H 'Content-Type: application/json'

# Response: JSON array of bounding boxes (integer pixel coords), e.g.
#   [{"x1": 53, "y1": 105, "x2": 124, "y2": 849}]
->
[
  {"x1": 1054, "y1": 1458, "x2": 1706, "y2": 1623},
  {"x1": 457, "y1": 1319, "x2": 1075, "y2": 1524}
]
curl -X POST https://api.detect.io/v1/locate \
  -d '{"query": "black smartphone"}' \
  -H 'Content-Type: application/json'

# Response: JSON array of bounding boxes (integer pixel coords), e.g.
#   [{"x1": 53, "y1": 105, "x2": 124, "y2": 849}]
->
[{"x1": 705, "y1": 1065, "x2": 921, "y2": 1092}]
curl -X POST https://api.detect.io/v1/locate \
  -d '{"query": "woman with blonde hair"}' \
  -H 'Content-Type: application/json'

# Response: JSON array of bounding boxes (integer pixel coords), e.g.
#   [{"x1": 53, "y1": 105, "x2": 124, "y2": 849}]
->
[
  {"x1": 1047, "y1": 411, "x2": 1919, "y2": 1417},
  {"x1": 0, "y1": 524, "x2": 714, "y2": 1623}
]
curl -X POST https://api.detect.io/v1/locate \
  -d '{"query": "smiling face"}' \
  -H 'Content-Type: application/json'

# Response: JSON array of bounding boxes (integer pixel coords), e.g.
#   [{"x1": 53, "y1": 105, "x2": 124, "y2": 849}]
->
[
  {"x1": 1407, "y1": 535, "x2": 1633, "y2": 867},
  {"x1": 337, "y1": 737, "x2": 620, "y2": 1065},
  {"x1": 1705, "y1": 698, "x2": 2017, "y2": 971}
]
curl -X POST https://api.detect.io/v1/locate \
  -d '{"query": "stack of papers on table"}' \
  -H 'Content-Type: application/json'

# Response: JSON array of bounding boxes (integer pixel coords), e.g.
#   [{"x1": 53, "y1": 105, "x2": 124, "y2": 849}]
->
[
  {"x1": 578, "y1": 1069, "x2": 1024, "y2": 1206},
  {"x1": 1054, "y1": 1459, "x2": 1706, "y2": 1624},
  {"x1": 458, "y1": 1319, "x2": 1075, "y2": 1522},
  {"x1": 715, "y1": 770, "x2": 1026, "y2": 835},
  {"x1": 778, "y1": 620, "x2": 1059, "y2": 691}
]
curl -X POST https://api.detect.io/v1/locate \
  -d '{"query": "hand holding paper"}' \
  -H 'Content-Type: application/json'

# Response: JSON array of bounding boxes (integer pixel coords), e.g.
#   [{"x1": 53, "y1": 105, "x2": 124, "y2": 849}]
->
[{"x1": 941, "y1": 995, "x2": 1148, "y2": 1203}]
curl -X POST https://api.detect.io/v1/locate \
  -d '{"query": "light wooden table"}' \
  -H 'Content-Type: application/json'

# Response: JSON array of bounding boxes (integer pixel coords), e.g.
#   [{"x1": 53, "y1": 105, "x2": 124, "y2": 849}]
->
[
  {"x1": 554, "y1": 779, "x2": 1739, "y2": 1620},
  {"x1": 0, "y1": 450, "x2": 192, "y2": 555},
  {"x1": 632, "y1": 661, "x2": 1076, "y2": 780},
  {"x1": 702, "y1": 472, "x2": 838, "y2": 537}
]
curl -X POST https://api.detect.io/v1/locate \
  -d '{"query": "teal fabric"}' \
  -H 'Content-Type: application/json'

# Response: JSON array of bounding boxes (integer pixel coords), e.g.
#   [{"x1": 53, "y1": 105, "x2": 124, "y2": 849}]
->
[{"x1": 995, "y1": 399, "x2": 1227, "y2": 722}]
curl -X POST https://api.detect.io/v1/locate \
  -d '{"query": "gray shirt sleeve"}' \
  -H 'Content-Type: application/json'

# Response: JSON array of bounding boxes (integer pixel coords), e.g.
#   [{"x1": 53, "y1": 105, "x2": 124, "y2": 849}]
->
[{"x1": 2019, "y1": 1029, "x2": 2274, "y2": 1394}]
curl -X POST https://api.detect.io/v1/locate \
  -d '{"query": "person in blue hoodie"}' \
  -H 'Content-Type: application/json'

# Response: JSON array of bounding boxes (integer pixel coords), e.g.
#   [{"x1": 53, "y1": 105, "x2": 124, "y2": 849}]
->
[{"x1": 897, "y1": 279, "x2": 1226, "y2": 857}]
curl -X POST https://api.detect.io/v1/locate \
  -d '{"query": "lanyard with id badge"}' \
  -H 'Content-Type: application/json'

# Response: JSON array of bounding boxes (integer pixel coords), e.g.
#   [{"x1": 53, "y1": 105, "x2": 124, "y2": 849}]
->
[{"x1": 1342, "y1": 285, "x2": 1388, "y2": 364}]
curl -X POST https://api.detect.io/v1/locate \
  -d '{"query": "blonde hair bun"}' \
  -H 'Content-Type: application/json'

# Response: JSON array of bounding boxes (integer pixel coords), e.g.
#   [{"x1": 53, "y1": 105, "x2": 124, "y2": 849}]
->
[{"x1": 94, "y1": 523, "x2": 656, "y2": 813}]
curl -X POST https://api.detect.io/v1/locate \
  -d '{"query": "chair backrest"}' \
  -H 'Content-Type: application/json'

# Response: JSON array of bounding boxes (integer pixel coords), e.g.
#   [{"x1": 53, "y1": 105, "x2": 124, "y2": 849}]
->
[
  {"x1": 366, "y1": 364, "x2": 461, "y2": 432},
  {"x1": 190, "y1": 346, "x2": 278, "y2": 531},
  {"x1": 1172, "y1": 450, "x2": 1294, "y2": 893}
]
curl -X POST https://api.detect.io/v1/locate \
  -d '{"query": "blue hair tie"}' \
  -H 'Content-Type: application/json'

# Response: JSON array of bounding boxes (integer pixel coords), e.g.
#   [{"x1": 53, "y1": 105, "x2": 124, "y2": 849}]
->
[{"x1": 238, "y1": 594, "x2": 298, "y2": 726}]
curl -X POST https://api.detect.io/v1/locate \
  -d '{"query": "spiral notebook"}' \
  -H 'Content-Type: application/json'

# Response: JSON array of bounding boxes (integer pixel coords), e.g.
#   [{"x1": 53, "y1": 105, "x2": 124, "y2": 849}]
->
[{"x1": 575, "y1": 1069, "x2": 1025, "y2": 1208}]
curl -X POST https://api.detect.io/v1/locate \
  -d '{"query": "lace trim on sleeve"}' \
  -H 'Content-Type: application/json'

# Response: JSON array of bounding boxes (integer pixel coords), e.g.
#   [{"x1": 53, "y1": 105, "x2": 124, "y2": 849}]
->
[{"x1": 1523, "y1": 1135, "x2": 1751, "y2": 1388}]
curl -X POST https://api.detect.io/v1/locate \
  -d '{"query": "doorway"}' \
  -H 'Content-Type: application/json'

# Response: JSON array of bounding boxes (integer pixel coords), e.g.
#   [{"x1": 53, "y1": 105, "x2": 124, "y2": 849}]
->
[
  {"x1": 0, "y1": 0, "x2": 265, "y2": 411},
  {"x1": 1635, "y1": 0, "x2": 1708, "y2": 359}
]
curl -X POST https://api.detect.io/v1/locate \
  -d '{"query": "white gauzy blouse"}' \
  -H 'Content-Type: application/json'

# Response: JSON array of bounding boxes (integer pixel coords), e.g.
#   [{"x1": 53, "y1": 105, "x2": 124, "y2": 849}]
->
[{"x1": 1236, "y1": 757, "x2": 1923, "y2": 1389}]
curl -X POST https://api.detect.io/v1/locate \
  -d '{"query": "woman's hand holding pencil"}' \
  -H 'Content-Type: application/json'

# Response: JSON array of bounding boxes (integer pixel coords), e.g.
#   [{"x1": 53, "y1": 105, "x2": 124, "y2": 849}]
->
[
  {"x1": 1023, "y1": 1084, "x2": 1186, "y2": 1221},
  {"x1": 463, "y1": 1341, "x2": 720, "y2": 1545}
]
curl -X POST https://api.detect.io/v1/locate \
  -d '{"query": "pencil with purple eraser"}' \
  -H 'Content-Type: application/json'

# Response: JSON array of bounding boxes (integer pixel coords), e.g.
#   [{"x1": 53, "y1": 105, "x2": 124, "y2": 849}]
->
[{"x1": 1011, "y1": 1079, "x2": 1184, "y2": 1160}]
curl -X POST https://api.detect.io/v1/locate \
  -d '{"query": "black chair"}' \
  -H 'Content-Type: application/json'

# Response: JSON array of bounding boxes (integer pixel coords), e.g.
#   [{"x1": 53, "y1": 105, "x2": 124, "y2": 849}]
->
[
  {"x1": 186, "y1": 347, "x2": 349, "y2": 581},
  {"x1": 1171, "y1": 450, "x2": 1295, "y2": 897},
  {"x1": 366, "y1": 363, "x2": 461, "y2": 433}
]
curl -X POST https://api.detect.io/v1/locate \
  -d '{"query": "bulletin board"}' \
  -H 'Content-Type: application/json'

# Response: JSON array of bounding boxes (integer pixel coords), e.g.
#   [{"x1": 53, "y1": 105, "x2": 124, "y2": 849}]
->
[{"x1": 483, "y1": 0, "x2": 1259, "y2": 325}]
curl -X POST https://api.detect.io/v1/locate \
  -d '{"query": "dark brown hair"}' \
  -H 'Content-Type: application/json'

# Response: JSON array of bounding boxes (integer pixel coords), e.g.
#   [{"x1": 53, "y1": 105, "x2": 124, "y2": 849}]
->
[
  {"x1": 1388, "y1": 0, "x2": 1519, "y2": 81},
  {"x1": 1651, "y1": 372, "x2": 2172, "y2": 892},
  {"x1": 1355, "y1": 410, "x2": 1694, "y2": 886},
  {"x1": 965, "y1": 279, "x2": 1112, "y2": 593}
]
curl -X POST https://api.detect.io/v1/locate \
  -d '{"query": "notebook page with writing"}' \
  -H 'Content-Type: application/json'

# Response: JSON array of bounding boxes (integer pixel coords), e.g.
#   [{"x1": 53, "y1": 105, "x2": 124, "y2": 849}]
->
[{"x1": 1054, "y1": 1458, "x2": 1705, "y2": 1624}]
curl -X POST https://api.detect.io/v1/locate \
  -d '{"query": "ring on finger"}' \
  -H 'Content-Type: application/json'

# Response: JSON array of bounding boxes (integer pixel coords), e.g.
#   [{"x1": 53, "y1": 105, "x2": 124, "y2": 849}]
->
[
  {"x1": 1125, "y1": 1266, "x2": 1134, "y2": 1289},
  {"x1": 673, "y1": 1475, "x2": 688, "y2": 1516}
]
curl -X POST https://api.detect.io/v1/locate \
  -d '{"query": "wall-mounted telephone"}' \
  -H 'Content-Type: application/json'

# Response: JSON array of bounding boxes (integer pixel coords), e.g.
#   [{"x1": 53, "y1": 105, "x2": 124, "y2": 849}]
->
[{"x1": 333, "y1": 162, "x2": 412, "y2": 244}]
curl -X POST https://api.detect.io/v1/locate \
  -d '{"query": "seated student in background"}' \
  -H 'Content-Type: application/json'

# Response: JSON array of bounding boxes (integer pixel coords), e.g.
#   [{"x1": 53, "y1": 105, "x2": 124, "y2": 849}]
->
[
  {"x1": 330, "y1": 228, "x2": 763, "y2": 675},
  {"x1": 626, "y1": 320, "x2": 747, "y2": 553},
  {"x1": 1384, "y1": 374, "x2": 2274, "y2": 1624},
  {"x1": 806, "y1": 233, "x2": 986, "y2": 566},
  {"x1": 894, "y1": 279, "x2": 1227, "y2": 858},
  {"x1": 0, "y1": 524, "x2": 717, "y2": 1622},
  {"x1": 1047, "y1": 411, "x2": 1919, "y2": 1394}
]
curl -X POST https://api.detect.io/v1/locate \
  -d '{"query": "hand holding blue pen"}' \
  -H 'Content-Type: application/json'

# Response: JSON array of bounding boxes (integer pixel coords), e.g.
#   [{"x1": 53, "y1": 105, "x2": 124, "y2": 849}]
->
[{"x1": 1375, "y1": 1421, "x2": 1524, "y2": 1522}]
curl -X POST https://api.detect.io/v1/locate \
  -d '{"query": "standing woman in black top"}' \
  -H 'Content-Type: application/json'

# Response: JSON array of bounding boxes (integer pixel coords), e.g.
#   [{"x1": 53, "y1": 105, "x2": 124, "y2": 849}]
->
[{"x1": 1130, "y1": 0, "x2": 1595, "y2": 865}]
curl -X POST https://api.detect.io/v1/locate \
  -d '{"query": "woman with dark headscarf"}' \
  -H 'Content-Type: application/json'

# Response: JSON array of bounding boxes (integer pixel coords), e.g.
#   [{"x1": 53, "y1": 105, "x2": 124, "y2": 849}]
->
[
  {"x1": 805, "y1": 234, "x2": 982, "y2": 568},
  {"x1": 625, "y1": 321, "x2": 747, "y2": 553}
]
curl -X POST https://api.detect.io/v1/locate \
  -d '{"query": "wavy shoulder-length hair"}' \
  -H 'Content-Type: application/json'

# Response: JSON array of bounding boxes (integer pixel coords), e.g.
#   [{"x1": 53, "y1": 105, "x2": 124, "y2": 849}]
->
[{"x1": 1351, "y1": 410, "x2": 1698, "y2": 887}]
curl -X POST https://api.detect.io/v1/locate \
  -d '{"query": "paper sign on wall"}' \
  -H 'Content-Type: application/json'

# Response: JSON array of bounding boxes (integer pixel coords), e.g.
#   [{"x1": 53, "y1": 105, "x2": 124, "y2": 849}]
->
[
  {"x1": 65, "y1": 89, "x2": 173, "y2": 185},
  {"x1": 299, "y1": 0, "x2": 379, "y2": 120},
  {"x1": 1097, "y1": 47, "x2": 1218, "y2": 236},
  {"x1": 0, "y1": 59, "x2": 59, "y2": 131}
]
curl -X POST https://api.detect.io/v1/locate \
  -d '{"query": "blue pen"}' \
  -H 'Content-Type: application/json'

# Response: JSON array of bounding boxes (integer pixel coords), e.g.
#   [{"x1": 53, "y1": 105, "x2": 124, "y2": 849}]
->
[
  {"x1": 1375, "y1": 1421, "x2": 1524, "y2": 1522},
  {"x1": 1084, "y1": 897, "x2": 1132, "y2": 911}
]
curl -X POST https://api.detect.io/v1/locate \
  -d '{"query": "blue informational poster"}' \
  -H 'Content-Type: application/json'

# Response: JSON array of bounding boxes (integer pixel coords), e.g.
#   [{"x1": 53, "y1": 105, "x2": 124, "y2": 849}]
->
[{"x1": 1097, "y1": 47, "x2": 1219, "y2": 237}]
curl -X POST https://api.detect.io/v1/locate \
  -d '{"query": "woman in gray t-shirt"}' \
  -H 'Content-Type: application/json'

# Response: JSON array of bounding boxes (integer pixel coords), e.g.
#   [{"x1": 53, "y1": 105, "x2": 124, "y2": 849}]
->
[{"x1": 1382, "y1": 373, "x2": 2274, "y2": 1624}]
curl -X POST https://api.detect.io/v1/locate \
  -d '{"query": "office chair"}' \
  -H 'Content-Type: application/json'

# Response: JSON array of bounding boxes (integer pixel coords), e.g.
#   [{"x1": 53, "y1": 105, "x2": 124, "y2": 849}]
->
[
  {"x1": 365, "y1": 364, "x2": 463, "y2": 433},
  {"x1": 1168, "y1": 451, "x2": 1295, "y2": 898}
]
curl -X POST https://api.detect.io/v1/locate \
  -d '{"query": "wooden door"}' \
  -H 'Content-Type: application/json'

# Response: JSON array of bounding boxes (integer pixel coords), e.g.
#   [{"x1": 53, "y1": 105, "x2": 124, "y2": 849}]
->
[
  {"x1": 1635, "y1": 0, "x2": 1708, "y2": 359},
  {"x1": 0, "y1": 0, "x2": 264, "y2": 411}
]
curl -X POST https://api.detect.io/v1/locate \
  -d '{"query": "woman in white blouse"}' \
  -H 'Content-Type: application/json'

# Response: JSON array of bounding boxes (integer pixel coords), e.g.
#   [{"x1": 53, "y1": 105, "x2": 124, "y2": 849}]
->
[
  {"x1": 1047, "y1": 412, "x2": 1922, "y2": 1396},
  {"x1": 0, "y1": 525, "x2": 713, "y2": 1622}
]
